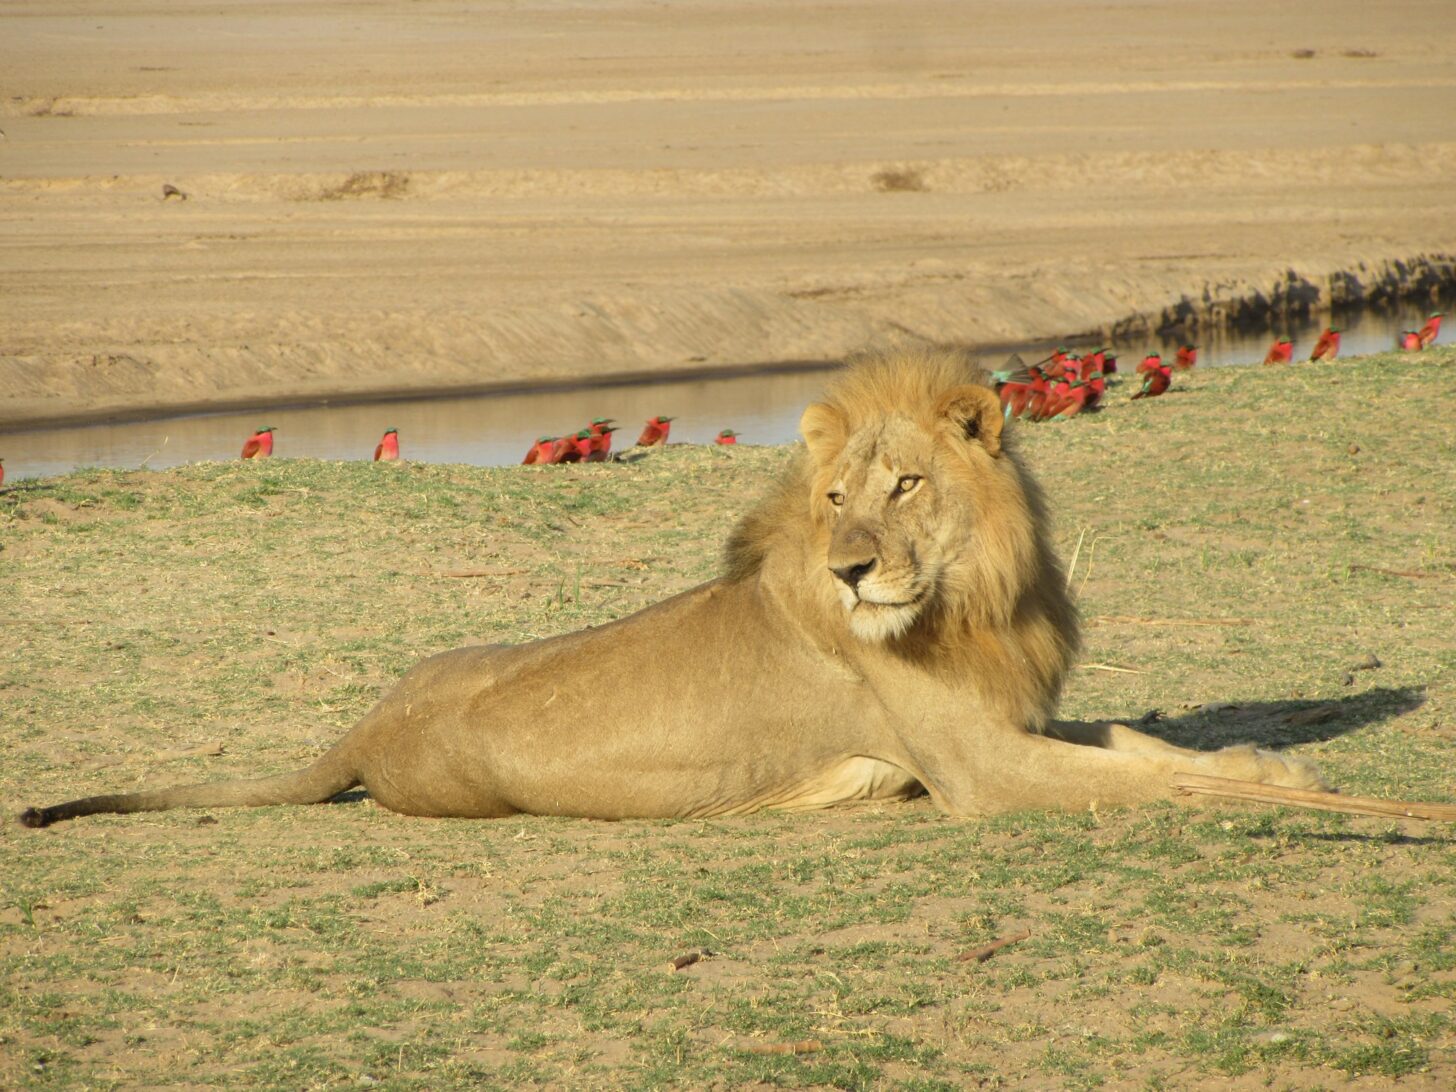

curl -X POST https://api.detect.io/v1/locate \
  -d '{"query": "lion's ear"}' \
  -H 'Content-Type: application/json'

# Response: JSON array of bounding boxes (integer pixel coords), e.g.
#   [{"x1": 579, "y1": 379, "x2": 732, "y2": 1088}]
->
[
  {"x1": 799, "y1": 401, "x2": 847, "y2": 464},
  {"x1": 935, "y1": 385, "x2": 1003, "y2": 457}
]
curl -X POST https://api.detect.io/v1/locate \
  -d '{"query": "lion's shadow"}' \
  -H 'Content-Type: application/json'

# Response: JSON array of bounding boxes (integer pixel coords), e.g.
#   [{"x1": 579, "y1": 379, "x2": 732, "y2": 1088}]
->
[{"x1": 1092, "y1": 686, "x2": 1426, "y2": 751}]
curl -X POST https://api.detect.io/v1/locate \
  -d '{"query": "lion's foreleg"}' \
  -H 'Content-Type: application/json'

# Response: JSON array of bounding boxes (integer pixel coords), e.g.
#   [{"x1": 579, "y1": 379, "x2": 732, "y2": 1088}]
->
[{"x1": 908, "y1": 729, "x2": 1328, "y2": 817}]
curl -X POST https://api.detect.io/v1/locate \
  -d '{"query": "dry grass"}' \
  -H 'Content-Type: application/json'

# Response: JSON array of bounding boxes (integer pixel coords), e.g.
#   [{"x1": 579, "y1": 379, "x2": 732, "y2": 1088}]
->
[{"x1": 1, "y1": 348, "x2": 1452, "y2": 1088}]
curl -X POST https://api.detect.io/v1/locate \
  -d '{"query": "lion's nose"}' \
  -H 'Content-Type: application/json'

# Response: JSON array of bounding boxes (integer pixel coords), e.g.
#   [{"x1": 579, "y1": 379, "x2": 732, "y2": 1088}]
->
[{"x1": 831, "y1": 558, "x2": 877, "y2": 590}]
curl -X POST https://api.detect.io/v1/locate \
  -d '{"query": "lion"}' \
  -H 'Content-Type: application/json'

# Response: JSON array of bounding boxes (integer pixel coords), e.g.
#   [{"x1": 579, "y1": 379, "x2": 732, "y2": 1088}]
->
[{"x1": 19, "y1": 347, "x2": 1325, "y2": 828}]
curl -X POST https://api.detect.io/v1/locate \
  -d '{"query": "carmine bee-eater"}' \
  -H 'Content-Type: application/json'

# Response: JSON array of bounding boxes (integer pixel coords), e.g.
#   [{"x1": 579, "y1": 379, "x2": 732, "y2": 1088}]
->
[
  {"x1": 636, "y1": 415, "x2": 674, "y2": 447},
  {"x1": 1174, "y1": 344, "x2": 1198, "y2": 370},
  {"x1": 1130, "y1": 360, "x2": 1172, "y2": 400},
  {"x1": 996, "y1": 365, "x2": 1048, "y2": 419},
  {"x1": 552, "y1": 429, "x2": 594, "y2": 464},
  {"x1": 715, "y1": 429, "x2": 738, "y2": 445},
  {"x1": 241, "y1": 427, "x2": 276, "y2": 459},
  {"x1": 1262, "y1": 338, "x2": 1294, "y2": 365},
  {"x1": 1047, "y1": 379, "x2": 1091, "y2": 418},
  {"x1": 1308, "y1": 326, "x2": 1341, "y2": 361},
  {"x1": 1399, "y1": 330, "x2": 1423, "y2": 351},
  {"x1": 1102, "y1": 351, "x2": 1119, "y2": 375},
  {"x1": 587, "y1": 416, "x2": 615, "y2": 436},
  {"x1": 0, "y1": 458, "x2": 5, "y2": 487},
  {"x1": 1418, "y1": 311, "x2": 1444, "y2": 349},
  {"x1": 586, "y1": 426, "x2": 618, "y2": 462},
  {"x1": 373, "y1": 428, "x2": 400, "y2": 462},
  {"x1": 1136, "y1": 352, "x2": 1162, "y2": 376},
  {"x1": 523, "y1": 436, "x2": 557, "y2": 465}
]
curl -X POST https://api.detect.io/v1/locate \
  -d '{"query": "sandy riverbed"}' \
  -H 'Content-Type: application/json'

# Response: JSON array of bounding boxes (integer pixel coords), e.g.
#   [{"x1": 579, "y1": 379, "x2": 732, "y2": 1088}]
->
[{"x1": 2, "y1": 0, "x2": 1454, "y2": 428}]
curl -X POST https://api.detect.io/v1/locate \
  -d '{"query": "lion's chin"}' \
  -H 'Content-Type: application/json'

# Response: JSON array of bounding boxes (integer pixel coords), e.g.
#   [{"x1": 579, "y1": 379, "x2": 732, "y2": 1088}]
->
[{"x1": 846, "y1": 599, "x2": 922, "y2": 643}]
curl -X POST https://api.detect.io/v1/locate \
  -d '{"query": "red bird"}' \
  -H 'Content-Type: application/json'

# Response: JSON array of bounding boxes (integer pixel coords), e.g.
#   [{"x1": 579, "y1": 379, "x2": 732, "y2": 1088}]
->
[
  {"x1": 587, "y1": 417, "x2": 614, "y2": 436},
  {"x1": 1047, "y1": 379, "x2": 1091, "y2": 418},
  {"x1": 715, "y1": 429, "x2": 738, "y2": 445},
  {"x1": 241, "y1": 427, "x2": 276, "y2": 459},
  {"x1": 585, "y1": 426, "x2": 618, "y2": 462},
  {"x1": 1418, "y1": 311, "x2": 1444, "y2": 349},
  {"x1": 1079, "y1": 349, "x2": 1106, "y2": 380},
  {"x1": 1308, "y1": 327, "x2": 1341, "y2": 361},
  {"x1": 373, "y1": 428, "x2": 400, "y2": 462},
  {"x1": 1174, "y1": 344, "x2": 1198, "y2": 370},
  {"x1": 523, "y1": 436, "x2": 557, "y2": 465},
  {"x1": 552, "y1": 430, "x2": 593, "y2": 464},
  {"x1": 999, "y1": 367, "x2": 1050, "y2": 419},
  {"x1": 1101, "y1": 351, "x2": 1119, "y2": 375},
  {"x1": 636, "y1": 415, "x2": 674, "y2": 447},
  {"x1": 1130, "y1": 361, "x2": 1172, "y2": 400},
  {"x1": 0, "y1": 457, "x2": 5, "y2": 487},
  {"x1": 1398, "y1": 330, "x2": 1422, "y2": 352},
  {"x1": 1262, "y1": 338, "x2": 1293, "y2": 365},
  {"x1": 1136, "y1": 352, "x2": 1162, "y2": 376}
]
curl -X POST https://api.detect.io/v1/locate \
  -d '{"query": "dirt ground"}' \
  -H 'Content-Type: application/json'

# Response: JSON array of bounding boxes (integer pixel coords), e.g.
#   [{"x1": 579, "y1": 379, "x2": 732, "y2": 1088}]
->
[
  {"x1": 3, "y1": 0, "x2": 1456, "y2": 427},
  {"x1": 1, "y1": 354, "x2": 1453, "y2": 1087}
]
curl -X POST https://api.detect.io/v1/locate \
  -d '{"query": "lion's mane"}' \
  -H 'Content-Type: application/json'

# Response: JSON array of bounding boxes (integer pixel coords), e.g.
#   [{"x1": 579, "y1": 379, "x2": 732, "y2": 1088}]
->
[{"x1": 724, "y1": 346, "x2": 1080, "y2": 730}]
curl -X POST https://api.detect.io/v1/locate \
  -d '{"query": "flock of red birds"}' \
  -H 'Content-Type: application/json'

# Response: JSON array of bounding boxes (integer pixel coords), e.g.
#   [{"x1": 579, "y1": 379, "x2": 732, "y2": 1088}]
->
[
  {"x1": 994, "y1": 311, "x2": 1444, "y2": 423},
  {"x1": 237, "y1": 416, "x2": 741, "y2": 462},
  {"x1": 3, "y1": 314, "x2": 1445, "y2": 483}
]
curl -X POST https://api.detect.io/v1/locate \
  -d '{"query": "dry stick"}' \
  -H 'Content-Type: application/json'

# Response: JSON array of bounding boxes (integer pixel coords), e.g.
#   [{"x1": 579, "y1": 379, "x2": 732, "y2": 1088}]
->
[
  {"x1": 739, "y1": 1039, "x2": 824, "y2": 1056},
  {"x1": 435, "y1": 568, "x2": 527, "y2": 579},
  {"x1": 83, "y1": 742, "x2": 224, "y2": 771},
  {"x1": 1173, "y1": 774, "x2": 1456, "y2": 822},
  {"x1": 666, "y1": 948, "x2": 714, "y2": 972},
  {"x1": 1090, "y1": 615, "x2": 1256, "y2": 627},
  {"x1": 1080, "y1": 662, "x2": 1147, "y2": 675},
  {"x1": 1064, "y1": 528, "x2": 1088, "y2": 591},
  {"x1": 957, "y1": 931, "x2": 1032, "y2": 963}
]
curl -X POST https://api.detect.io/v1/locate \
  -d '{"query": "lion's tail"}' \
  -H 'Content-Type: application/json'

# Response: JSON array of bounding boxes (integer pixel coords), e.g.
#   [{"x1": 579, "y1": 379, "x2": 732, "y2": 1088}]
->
[{"x1": 17, "y1": 742, "x2": 361, "y2": 828}]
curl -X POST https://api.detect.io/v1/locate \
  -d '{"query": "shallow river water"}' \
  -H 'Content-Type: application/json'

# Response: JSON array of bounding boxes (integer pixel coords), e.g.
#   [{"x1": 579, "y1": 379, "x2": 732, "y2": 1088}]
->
[{"x1": 1, "y1": 300, "x2": 1447, "y2": 482}]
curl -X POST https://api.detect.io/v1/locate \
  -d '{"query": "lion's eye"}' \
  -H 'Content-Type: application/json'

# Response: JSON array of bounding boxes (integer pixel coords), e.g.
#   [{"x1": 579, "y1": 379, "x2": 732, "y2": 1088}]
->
[
  {"x1": 827, "y1": 492, "x2": 845, "y2": 507},
  {"x1": 895, "y1": 475, "x2": 922, "y2": 495}
]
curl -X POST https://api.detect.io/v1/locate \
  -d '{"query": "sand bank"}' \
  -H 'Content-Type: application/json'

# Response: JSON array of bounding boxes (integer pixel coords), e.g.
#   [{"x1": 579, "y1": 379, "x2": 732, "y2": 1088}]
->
[{"x1": 3, "y1": 0, "x2": 1455, "y2": 428}]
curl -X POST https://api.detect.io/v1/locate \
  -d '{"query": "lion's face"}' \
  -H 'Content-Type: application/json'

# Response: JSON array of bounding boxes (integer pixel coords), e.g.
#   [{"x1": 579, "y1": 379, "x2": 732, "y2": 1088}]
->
[
  {"x1": 800, "y1": 379, "x2": 1032, "y2": 644},
  {"x1": 818, "y1": 416, "x2": 946, "y2": 641}
]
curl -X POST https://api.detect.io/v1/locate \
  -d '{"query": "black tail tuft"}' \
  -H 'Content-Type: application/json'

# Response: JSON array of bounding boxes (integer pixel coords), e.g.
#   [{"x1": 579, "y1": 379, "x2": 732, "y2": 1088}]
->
[{"x1": 18, "y1": 807, "x2": 52, "y2": 829}]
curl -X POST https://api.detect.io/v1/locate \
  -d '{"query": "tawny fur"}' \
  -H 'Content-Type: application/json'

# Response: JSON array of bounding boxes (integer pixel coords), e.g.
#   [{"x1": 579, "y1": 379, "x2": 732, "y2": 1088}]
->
[{"x1": 19, "y1": 347, "x2": 1327, "y2": 828}]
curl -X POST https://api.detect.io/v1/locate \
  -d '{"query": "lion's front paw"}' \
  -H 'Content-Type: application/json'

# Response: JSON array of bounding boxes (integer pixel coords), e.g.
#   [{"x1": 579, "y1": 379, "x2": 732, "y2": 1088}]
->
[{"x1": 1202, "y1": 744, "x2": 1331, "y2": 792}]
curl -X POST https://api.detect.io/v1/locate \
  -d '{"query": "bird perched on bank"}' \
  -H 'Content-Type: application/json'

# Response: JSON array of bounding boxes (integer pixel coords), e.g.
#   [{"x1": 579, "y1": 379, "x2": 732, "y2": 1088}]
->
[
  {"x1": 1398, "y1": 330, "x2": 1423, "y2": 351},
  {"x1": 1308, "y1": 327, "x2": 1341, "y2": 361},
  {"x1": 1174, "y1": 344, "x2": 1198, "y2": 370},
  {"x1": 715, "y1": 429, "x2": 738, "y2": 445},
  {"x1": 994, "y1": 362, "x2": 1049, "y2": 420},
  {"x1": 587, "y1": 417, "x2": 614, "y2": 437},
  {"x1": 522, "y1": 436, "x2": 557, "y2": 465},
  {"x1": 1080, "y1": 348, "x2": 1107, "y2": 378},
  {"x1": 1130, "y1": 358, "x2": 1172, "y2": 400},
  {"x1": 552, "y1": 430, "x2": 594, "y2": 464},
  {"x1": 0, "y1": 457, "x2": 5, "y2": 487},
  {"x1": 636, "y1": 415, "x2": 674, "y2": 447},
  {"x1": 1136, "y1": 352, "x2": 1162, "y2": 376},
  {"x1": 241, "y1": 427, "x2": 276, "y2": 459},
  {"x1": 1262, "y1": 338, "x2": 1293, "y2": 365},
  {"x1": 585, "y1": 426, "x2": 618, "y2": 462},
  {"x1": 373, "y1": 428, "x2": 400, "y2": 462},
  {"x1": 1418, "y1": 311, "x2": 1444, "y2": 349},
  {"x1": 1045, "y1": 346, "x2": 1072, "y2": 378},
  {"x1": 1045, "y1": 378, "x2": 1092, "y2": 418},
  {"x1": 1102, "y1": 351, "x2": 1119, "y2": 375}
]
